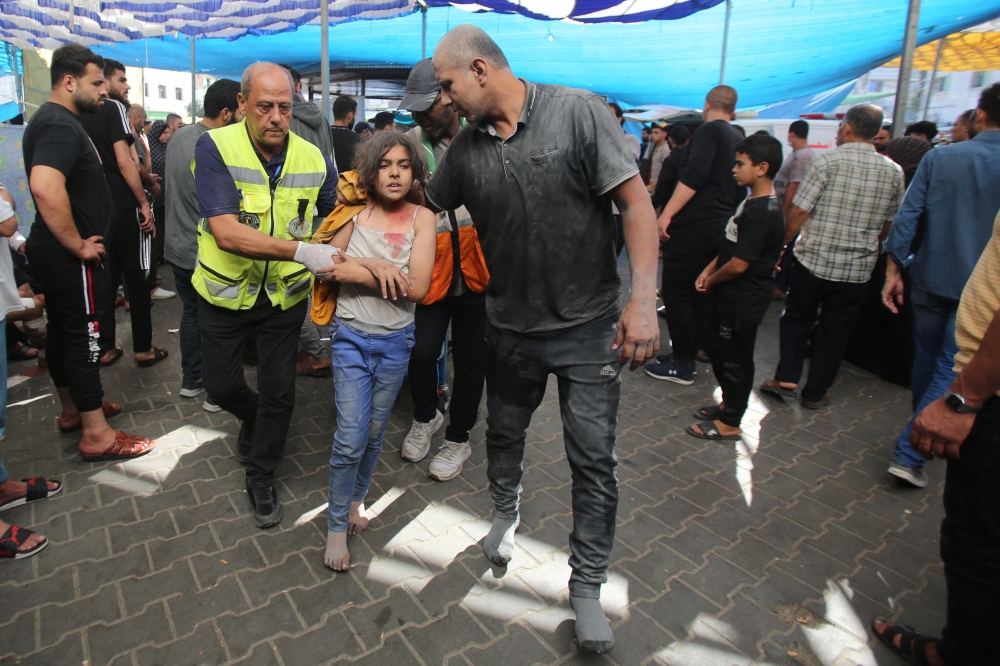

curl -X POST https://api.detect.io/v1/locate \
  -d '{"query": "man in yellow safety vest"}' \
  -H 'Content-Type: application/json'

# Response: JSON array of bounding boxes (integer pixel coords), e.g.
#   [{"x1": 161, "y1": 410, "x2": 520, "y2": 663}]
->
[{"x1": 192, "y1": 62, "x2": 340, "y2": 529}]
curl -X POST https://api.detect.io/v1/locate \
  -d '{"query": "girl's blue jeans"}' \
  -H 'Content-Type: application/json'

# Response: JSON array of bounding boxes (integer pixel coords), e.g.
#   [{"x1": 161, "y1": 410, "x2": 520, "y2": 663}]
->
[{"x1": 327, "y1": 317, "x2": 414, "y2": 532}]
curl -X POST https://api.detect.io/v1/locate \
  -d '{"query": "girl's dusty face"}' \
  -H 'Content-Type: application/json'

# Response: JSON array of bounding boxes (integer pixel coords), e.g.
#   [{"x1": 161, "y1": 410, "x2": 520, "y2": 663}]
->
[{"x1": 374, "y1": 144, "x2": 414, "y2": 203}]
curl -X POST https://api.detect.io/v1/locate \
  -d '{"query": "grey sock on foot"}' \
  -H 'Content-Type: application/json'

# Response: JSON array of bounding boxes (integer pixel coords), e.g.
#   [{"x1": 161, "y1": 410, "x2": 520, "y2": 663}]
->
[
  {"x1": 570, "y1": 596, "x2": 615, "y2": 654},
  {"x1": 483, "y1": 514, "x2": 519, "y2": 567}
]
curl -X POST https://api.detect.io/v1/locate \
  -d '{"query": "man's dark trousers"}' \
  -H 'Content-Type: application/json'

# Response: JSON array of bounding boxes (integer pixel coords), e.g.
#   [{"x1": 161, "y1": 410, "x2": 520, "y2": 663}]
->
[
  {"x1": 774, "y1": 262, "x2": 868, "y2": 402},
  {"x1": 409, "y1": 290, "x2": 487, "y2": 443},
  {"x1": 939, "y1": 396, "x2": 1000, "y2": 664},
  {"x1": 171, "y1": 265, "x2": 202, "y2": 387},
  {"x1": 485, "y1": 316, "x2": 620, "y2": 598},
  {"x1": 704, "y1": 302, "x2": 759, "y2": 428},
  {"x1": 199, "y1": 294, "x2": 305, "y2": 487},
  {"x1": 661, "y1": 224, "x2": 724, "y2": 363},
  {"x1": 101, "y1": 207, "x2": 153, "y2": 354}
]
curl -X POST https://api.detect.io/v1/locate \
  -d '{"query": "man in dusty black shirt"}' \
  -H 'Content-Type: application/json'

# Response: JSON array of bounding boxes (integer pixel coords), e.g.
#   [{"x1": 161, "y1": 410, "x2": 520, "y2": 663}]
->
[
  {"x1": 689, "y1": 134, "x2": 785, "y2": 440},
  {"x1": 427, "y1": 25, "x2": 660, "y2": 655},
  {"x1": 647, "y1": 86, "x2": 743, "y2": 385}
]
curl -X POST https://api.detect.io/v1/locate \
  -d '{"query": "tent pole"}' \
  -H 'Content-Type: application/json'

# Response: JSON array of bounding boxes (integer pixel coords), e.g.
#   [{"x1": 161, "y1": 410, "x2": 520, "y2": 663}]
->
[
  {"x1": 421, "y1": 5, "x2": 427, "y2": 59},
  {"x1": 10, "y1": 45, "x2": 23, "y2": 116},
  {"x1": 921, "y1": 36, "x2": 944, "y2": 121},
  {"x1": 891, "y1": 0, "x2": 920, "y2": 138},
  {"x1": 321, "y1": 0, "x2": 330, "y2": 124},
  {"x1": 191, "y1": 36, "x2": 197, "y2": 123},
  {"x1": 719, "y1": 0, "x2": 731, "y2": 85}
]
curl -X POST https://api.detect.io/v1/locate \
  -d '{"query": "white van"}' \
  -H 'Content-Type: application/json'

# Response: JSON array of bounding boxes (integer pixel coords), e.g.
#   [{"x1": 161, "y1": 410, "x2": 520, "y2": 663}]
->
[{"x1": 735, "y1": 119, "x2": 841, "y2": 156}]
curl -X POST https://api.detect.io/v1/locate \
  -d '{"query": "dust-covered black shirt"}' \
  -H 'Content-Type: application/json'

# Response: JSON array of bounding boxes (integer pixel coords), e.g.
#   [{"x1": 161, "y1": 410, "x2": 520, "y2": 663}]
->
[{"x1": 425, "y1": 80, "x2": 639, "y2": 336}]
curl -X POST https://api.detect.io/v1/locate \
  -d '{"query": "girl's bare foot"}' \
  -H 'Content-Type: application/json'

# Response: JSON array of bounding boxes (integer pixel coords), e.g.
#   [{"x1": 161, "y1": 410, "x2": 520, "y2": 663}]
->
[
  {"x1": 348, "y1": 501, "x2": 369, "y2": 534},
  {"x1": 324, "y1": 529, "x2": 350, "y2": 571}
]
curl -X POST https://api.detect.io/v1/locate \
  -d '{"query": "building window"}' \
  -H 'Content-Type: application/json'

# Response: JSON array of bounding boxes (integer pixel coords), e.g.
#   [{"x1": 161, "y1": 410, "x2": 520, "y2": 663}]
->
[
  {"x1": 932, "y1": 77, "x2": 946, "y2": 94},
  {"x1": 144, "y1": 82, "x2": 149, "y2": 98},
  {"x1": 868, "y1": 80, "x2": 884, "y2": 93},
  {"x1": 158, "y1": 85, "x2": 166, "y2": 99},
  {"x1": 175, "y1": 87, "x2": 183, "y2": 101},
  {"x1": 972, "y1": 72, "x2": 986, "y2": 88}
]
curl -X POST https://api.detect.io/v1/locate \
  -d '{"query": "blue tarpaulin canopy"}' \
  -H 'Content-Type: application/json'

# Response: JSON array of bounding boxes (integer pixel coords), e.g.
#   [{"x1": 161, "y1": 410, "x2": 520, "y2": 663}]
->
[{"x1": 3, "y1": 1, "x2": 1000, "y2": 108}]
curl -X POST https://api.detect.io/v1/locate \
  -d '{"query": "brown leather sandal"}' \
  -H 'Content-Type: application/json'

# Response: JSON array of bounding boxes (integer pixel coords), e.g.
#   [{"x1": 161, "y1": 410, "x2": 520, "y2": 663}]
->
[{"x1": 79, "y1": 431, "x2": 155, "y2": 462}]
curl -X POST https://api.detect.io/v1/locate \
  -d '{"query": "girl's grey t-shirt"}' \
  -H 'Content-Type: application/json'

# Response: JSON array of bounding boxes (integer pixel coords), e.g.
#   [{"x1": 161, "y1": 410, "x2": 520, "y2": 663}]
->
[
  {"x1": 164, "y1": 123, "x2": 210, "y2": 271},
  {"x1": 425, "y1": 80, "x2": 639, "y2": 337}
]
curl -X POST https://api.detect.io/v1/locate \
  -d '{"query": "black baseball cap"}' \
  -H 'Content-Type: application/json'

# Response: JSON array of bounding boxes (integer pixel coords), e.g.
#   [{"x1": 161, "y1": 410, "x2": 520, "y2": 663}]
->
[{"x1": 399, "y1": 59, "x2": 440, "y2": 113}]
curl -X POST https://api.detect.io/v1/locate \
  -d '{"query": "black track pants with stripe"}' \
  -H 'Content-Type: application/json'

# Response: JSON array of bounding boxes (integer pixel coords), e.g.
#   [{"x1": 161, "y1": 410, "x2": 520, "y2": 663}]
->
[
  {"x1": 100, "y1": 207, "x2": 153, "y2": 354},
  {"x1": 25, "y1": 240, "x2": 108, "y2": 413}
]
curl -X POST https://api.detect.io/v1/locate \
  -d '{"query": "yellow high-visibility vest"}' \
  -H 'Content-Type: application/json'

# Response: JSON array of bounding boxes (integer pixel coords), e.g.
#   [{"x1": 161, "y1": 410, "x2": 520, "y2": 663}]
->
[{"x1": 192, "y1": 121, "x2": 326, "y2": 310}]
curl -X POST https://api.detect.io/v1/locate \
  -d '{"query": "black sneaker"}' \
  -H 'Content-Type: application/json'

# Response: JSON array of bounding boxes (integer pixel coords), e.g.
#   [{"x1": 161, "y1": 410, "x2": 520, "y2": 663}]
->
[
  {"x1": 235, "y1": 420, "x2": 254, "y2": 464},
  {"x1": 247, "y1": 483, "x2": 282, "y2": 528}
]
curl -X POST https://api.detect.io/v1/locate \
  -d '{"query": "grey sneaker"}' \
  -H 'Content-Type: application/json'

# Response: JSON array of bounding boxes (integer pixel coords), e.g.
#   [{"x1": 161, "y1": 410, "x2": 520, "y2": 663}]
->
[
  {"x1": 888, "y1": 461, "x2": 928, "y2": 488},
  {"x1": 247, "y1": 483, "x2": 282, "y2": 529},
  {"x1": 428, "y1": 439, "x2": 472, "y2": 481},
  {"x1": 203, "y1": 397, "x2": 222, "y2": 413},
  {"x1": 401, "y1": 410, "x2": 444, "y2": 462}
]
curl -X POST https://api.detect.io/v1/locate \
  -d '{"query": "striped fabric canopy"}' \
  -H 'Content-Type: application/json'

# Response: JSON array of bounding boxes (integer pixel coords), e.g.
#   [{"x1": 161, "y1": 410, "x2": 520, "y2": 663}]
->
[{"x1": 0, "y1": 0, "x2": 723, "y2": 49}]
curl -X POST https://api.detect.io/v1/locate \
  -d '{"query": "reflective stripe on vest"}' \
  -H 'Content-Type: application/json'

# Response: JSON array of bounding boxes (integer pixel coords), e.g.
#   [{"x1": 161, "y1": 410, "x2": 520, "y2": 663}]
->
[{"x1": 192, "y1": 121, "x2": 327, "y2": 311}]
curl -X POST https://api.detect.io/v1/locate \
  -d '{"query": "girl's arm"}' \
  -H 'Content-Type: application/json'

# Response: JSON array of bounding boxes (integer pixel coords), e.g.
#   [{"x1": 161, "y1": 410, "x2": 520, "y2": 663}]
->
[
  {"x1": 319, "y1": 220, "x2": 380, "y2": 290},
  {"x1": 402, "y1": 207, "x2": 438, "y2": 303}
]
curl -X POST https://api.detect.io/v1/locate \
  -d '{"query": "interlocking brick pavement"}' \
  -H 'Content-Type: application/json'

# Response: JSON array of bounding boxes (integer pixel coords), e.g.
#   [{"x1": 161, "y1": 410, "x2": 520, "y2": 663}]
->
[{"x1": 0, "y1": 262, "x2": 945, "y2": 665}]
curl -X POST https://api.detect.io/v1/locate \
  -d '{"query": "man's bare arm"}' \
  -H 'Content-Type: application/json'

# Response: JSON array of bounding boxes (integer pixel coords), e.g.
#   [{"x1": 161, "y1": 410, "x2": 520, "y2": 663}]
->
[
  {"x1": 781, "y1": 182, "x2": 800, "y2": 215},
  {"x1": 611, "y1": 174, "x2": 661, "y2": 369},
  {"x1": 207, "y1": 214, "x2": 300, "y2": 261},
  {"x1": 784, "y1": 205, "x2": 810, "y2": 245},
  {"x1": 114, "y1": 140, "x2": 152, "y2": 229}
]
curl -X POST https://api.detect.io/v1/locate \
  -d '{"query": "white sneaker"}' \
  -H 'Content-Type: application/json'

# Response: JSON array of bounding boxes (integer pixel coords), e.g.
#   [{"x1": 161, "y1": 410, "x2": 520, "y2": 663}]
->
[
  {"x1": 401, "y1": 410, "x2": 444, "y2": 462},
  {"x1": 179, "y1": 386, "x2": 205, "y2": 398},
  {"x1": 203, "y1": 397, "x2": 222, "y2": 413},
  {"x1": 428, "y1": 439, "x2": 471, "y2": 481},
  {"x1": 151, "y1": 287, "x2": 176, "y2": 300}
]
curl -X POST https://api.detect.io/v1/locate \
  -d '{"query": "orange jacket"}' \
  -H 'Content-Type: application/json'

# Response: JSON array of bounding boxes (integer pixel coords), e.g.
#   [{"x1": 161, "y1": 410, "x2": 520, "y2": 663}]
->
[{"x1": 411, "y1": 125, "x2": 489, "y2": 304}]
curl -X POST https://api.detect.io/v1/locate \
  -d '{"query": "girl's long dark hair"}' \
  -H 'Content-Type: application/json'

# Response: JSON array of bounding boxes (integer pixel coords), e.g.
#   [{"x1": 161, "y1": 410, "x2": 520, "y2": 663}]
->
[{"x1": 352, "y1": 131, "x2": 428, "y2": 198}]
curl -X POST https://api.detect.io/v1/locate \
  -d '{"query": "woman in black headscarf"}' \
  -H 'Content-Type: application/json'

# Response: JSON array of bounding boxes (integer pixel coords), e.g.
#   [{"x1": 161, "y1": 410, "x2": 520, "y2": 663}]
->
[
  {"x1": 844, "y1": 136, "x2": 932, "y2": 386},
  {"x1": 146, "y1": 120, "x2": 171, "y2": 286}
]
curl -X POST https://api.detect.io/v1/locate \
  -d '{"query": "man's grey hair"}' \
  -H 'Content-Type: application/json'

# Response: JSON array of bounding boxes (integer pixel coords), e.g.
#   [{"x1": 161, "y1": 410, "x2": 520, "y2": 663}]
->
[
  {"x1": 241, "y1": 62, "x2": 294, "y2": 98},
  {"x1": 844, "y1": 104, "x2": 884, "y2": 141},
  {"x1": 434, "y1": 24, "x2": 510, "y2": 72}
]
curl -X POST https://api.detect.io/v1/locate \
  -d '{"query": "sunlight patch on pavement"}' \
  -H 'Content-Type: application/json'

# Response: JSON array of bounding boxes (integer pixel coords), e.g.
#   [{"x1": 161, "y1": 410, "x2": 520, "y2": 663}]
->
[
  {"x1": 293, "y1": 486, "x2": 406, "y2": 528},
  {"x1": 801, "y1": 579, "x2": 877, "y2": 666},
  {"x1": 8, "y1": 393, "x2": 51, "y2": 407},
  {"x1": 87, "y1": 425, "x2": 227, "y2": 496},
  {"x1": 364, "y1": 499, "x2": 630, "y2": 634},
  {"x1": 712, "y1": 387, "x2": 769, "y2": 507}
]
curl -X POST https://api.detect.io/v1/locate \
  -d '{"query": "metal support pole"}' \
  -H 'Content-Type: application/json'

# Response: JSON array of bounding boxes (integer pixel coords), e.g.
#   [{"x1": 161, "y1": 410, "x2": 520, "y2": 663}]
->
[
  {"x1": 421, "y1": 5, "x2": 428, "y2": 59},
  {"x1": 891, "y1": 0, "x2": 920, "y2": 137},
  {"x1": 191, "y1": 36, "x2": 197, "y2": 123},
  {"x1": 321, "y1": 0, "x2": 330, "y2": 124},
  {"x1": 719, "y1": 0, "x2": 732, "y2": 85},
  {"x1": 921, "y1": 36, "x2": 944, "y2": 121}
]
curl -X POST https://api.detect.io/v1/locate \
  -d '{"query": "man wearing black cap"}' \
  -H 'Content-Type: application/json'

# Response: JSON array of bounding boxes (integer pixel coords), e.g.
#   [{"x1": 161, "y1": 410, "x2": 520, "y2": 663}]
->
[{"x1": 397, "y1": 58, "x2": 490, "y2": 483}]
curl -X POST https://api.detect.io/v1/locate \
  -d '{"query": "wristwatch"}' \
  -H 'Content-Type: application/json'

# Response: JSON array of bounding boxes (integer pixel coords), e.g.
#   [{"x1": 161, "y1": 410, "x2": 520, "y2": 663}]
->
[{"x1": 944, "y1": 392, "x2": 982, "y2": 414}]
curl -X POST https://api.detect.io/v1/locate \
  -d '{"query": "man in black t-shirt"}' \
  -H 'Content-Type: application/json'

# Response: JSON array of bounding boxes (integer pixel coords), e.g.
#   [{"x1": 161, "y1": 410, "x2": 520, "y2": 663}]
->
[
  {"x1": 81, "y1": 59, "x2": 167, "y2": 369},
  {"x1": 24, "y1": 45, "x2": 154, "y2": 469},
  {"x1": 686, "y1": 135, "x2": 785, "y2": 441},
  {"x1": 330, "y1": 95, "x2": 362, "y2": 174},
  {"x1": 647, "y1": 86, "x2": 743, "y2": 385}
]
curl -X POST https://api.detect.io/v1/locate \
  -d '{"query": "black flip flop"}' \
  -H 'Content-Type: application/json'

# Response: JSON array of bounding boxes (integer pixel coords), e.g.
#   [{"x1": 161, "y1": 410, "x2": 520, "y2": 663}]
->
[
  {"x1": 685, "y1": 420, "x2": 742, "y2": 441},
  {"x1": 0, "y1": 477, "x2": 63, "y2": 512},
  {"x1": 0, "y1": 525, "x2": 48, "y2": 559},
  {"x1": 137, "y1": 347, "x2": 169, "y2": 368},
  {"x1": 871, "y1": 620, "x2": 936, "y2": 666},
  {"x1": 99, "y1": 347, "x2": 124, "y2": 367},
  {"x1": 7, "y1": 343, "x2": 38, "y2": 362},
  {"x1": 693, "y1": 405, "x2": 723, "y2": 420}
]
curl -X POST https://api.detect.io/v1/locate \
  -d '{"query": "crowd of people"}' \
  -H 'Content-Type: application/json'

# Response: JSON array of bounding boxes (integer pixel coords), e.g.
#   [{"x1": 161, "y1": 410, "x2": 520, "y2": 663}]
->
[{"x1": 0, "y1": 25, "x2": 997, "y2": 662}]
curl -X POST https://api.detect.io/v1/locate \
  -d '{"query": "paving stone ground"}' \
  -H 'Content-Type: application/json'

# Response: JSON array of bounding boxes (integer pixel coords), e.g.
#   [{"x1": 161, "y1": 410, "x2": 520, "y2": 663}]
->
[{"x1": 0, "y1": 260, "x2": 945, "y2": 666}]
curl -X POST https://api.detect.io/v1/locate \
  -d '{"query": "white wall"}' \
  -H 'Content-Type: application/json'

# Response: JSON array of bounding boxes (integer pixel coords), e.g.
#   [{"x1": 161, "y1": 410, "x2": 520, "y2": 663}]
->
[{"x1": 126, "y1": 66, "x2": 216, "y2": 121}]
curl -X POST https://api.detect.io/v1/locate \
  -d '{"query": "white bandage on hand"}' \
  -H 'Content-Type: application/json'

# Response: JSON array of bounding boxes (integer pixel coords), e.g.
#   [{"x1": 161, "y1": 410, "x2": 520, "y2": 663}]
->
[{"x1": 294, "y1": 241, "x2": 339, "y2": 275}]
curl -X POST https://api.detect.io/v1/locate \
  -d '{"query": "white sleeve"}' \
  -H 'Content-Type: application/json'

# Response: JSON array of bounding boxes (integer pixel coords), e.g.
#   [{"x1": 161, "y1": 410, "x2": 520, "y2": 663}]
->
[
  {"x1": 0, "y1": 197, "x2": 14, "y2": 225},
  {"x1": 8, "y1": 231, "x2": 25, "y2": 251}
]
